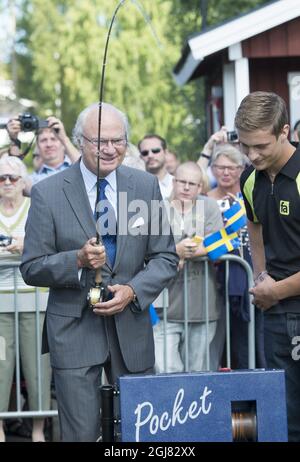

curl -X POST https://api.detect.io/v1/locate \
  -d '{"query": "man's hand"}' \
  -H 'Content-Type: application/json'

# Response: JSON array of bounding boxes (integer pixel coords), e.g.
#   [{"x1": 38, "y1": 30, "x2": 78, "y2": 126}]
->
[
  {"x1": 47, "y1": 115, "x2": 80, "y2": 162},
  {"x1": 203, "y1": 126, "x2": 228, "y2": 153},
  {"x1": 92, "y1": 284, "x2": 134, "y2": 316},
  {"x1": 77, "y1": 238, "x2": 106, "y2": 269},
  {"x1": 47, "y1": 116, "x2": 68, "y2": 143},
  {"x1": 249, "y1": 274, "x2": 279, "y2": 311},
  {"x1": 209, "y1": 126, "x2": 228, "y2": 145},
  {"x1": 6, "y1": 117, "x2": 21, "y2": 140},
  {"x1": 176, "y1": 237, "x2": 197, "y2": 260}
]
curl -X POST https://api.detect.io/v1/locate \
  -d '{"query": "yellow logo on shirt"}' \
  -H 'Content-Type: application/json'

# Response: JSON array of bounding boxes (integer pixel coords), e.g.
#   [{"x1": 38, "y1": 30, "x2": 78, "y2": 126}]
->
[{"x1": 280, "y1": 200, "x2": 289, "y2": 215}]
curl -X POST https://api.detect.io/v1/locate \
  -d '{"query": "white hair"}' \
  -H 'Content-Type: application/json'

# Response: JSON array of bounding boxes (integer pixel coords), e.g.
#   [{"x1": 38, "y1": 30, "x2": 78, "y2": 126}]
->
[
  {"x1": 72, "y1": 102, "x2": 130, "y2": 148},
  {"x1": 212, "y1": 144, "x2": 247, "y2": 167},
  {"x1": 0, "y1": 155, "x2": 28, "y2": 178}
]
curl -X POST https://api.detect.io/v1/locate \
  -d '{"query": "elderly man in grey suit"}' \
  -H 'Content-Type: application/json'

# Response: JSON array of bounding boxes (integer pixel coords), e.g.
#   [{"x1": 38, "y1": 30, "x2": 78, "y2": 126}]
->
[{"x1": 20, "y1": 102, "x2": 178, "y2": 441}]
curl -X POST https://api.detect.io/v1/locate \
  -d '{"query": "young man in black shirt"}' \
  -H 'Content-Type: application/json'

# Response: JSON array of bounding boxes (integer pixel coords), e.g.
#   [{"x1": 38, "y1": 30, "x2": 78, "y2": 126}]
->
[{"x1": 238, "y1": 91, "x2": 300, "y2": 442}]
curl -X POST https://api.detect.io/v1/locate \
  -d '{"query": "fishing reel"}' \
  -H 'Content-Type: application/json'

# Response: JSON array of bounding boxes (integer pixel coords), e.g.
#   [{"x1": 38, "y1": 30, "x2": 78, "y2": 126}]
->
[
  {"x1": 87, "y1": 269, "x2": 110, "y2": 308},
  {"x1": 88, "y1": 284, "x2": 106, "y2": 307}
]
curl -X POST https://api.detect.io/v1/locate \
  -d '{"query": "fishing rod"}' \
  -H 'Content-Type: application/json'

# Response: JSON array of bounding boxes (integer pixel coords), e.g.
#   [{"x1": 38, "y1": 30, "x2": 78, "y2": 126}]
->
[
  {"x1": 88, "y1": 0, "x2": 126, "y2": 307},
  {"x1": 88, "y1": 0, "x2": 162, "y2": 307}
]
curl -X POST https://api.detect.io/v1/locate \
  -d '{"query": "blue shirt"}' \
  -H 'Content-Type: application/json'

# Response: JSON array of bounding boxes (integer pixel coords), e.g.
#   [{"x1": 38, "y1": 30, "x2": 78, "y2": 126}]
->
[{"x1": 30, "y1": 157, "x2": 71, "y2": 185}]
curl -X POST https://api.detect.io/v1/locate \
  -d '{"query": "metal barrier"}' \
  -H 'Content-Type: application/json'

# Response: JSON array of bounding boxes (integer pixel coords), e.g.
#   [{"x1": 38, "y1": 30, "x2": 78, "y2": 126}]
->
[
  {"x1": 0, "y1": 255, "x2": 255, "y2": 439},
  {"x1": 156, "y1": 253, "x2": 255, "y2": 372},
  {"x1": 0, "y1": 261, "x2": 58, "y2": 421}
]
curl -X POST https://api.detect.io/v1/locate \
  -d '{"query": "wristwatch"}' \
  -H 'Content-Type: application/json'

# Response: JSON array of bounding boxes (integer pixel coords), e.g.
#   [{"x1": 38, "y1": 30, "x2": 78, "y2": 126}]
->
[
  {"x1": 125, "y1": 284, "x2": 137, "y2": 302},
  {"x1": 200, "y1": 152, "x2": 211, "y2": 160},
  {"x1": 125, "y1": 284, "x2": 142, "y2": 313},
  {"x1": 131, "y1": 289, "x2": 137, "y2": 303}
]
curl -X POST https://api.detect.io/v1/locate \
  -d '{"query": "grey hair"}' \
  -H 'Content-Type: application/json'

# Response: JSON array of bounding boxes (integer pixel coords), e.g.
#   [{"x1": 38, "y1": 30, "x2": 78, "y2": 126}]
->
[
  {"x1": 72, "y1": 102, "x2": 130, "y2": 148},
  {"x1": 212, "y1": 144, "x2": 247, "y2": 167},
  {"x1": 0, "y1": 154, "x2": 28, "y2": 178}
]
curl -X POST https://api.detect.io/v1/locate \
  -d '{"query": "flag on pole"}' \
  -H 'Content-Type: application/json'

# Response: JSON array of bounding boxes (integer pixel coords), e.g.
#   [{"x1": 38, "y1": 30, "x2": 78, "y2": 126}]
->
[
  {"x1": 222, "y1": 199, "x2": 246, "y2": 235},
  {"x1": 203, "y1": 228, "x2": 241, "y2": 260}
]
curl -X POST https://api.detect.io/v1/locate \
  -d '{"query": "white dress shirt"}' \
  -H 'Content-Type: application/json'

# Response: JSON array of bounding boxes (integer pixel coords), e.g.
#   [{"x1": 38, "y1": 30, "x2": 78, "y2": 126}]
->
[
  {"x1": 78, "y1": 160, "x2": 117, "y2": 279},
  {"x1": 159, "y1": 172, "x2": 174, "y2": 200},
  {"x1": 79, "y1": 159, "x2": 117, "y2": 216}
]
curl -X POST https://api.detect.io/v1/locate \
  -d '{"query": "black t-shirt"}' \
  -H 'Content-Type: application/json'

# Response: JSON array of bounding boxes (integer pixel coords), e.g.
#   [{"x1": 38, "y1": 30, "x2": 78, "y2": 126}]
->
[{"x1": 240, "y1": 145, "x2": 300, "y2": 283}]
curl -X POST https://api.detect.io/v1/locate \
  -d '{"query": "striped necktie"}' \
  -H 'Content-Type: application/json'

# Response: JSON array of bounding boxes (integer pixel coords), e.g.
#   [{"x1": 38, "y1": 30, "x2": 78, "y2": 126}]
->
[{"x1": 95, "y1": 179, "x2": 117, "y2": 267}]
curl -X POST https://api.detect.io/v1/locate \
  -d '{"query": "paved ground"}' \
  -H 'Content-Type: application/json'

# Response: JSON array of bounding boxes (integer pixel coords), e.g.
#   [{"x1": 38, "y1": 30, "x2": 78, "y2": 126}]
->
[{"x1": 3, "y1": 418, "x2": 58, "y2": 442}]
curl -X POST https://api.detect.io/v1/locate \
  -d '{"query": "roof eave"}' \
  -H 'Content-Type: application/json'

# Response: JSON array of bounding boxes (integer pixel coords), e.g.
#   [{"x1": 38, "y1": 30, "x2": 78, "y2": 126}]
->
[{"x1": 173, "y1": 0, "x2": 300, "y2": 85}]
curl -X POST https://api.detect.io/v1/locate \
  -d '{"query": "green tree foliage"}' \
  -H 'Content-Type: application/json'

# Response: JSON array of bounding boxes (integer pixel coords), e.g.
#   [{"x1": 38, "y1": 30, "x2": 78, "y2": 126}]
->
[
  {"x1": 170, "y1": 0, "x2": 267, "y2": 35},
  {"x1": 14, "y1": 0, "x2": 267, "y2": 158},
  {"x1": 207, "y1": 0, "x2": 267, "y2": 26}
]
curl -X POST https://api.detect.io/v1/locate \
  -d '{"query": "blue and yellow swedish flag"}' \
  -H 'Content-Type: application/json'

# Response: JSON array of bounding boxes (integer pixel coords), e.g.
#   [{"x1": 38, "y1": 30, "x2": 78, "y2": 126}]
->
[
  {"x1": 203, "y1": 228, "x2": 241, "y2": 260},
  {"x1": 222, "y1": 199, "x2": 246, "y2": 235},
  {"x1": 203, "y1": 198, "x2": 247, "y2": 260}
]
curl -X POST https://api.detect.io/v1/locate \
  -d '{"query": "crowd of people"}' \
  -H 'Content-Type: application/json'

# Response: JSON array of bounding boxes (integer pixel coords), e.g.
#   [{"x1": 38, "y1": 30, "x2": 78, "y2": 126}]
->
[{"x1": 0, "y1": 92, "x2": 299, "y2": 442}]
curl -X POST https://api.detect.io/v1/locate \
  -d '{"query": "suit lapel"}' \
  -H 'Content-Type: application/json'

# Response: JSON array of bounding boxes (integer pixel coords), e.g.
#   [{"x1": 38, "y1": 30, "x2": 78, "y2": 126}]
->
[
  {"x1": 113, "y1": 166, "x2": 135, "y2": 271},
  {"x1": 62, "y1": 162, "x2": 96, "y2": 240},
  {"x1": 63, "y1": 163, "x2": 135, "y2": 273}
]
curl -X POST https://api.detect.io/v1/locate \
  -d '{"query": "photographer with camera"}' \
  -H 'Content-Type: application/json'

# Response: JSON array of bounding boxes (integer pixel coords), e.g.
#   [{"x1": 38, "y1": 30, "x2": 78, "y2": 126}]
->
[
  {"x1": 5, "y1": 118, "x2": 22, "y2": 158},
  {"x1": 0, "y1": 155, "x2": 51, "y2": 442},
  {"x1": 30, "y1": 116, "x2": 80, "y2": 189},
  {"x1": 197, "y1": 126, "x2": 239, "y2": 190},
  {"x1": 5, "y1": 113, "x2": 48, "y2": 158},
  {"x1": 5, "y1": 114, "x2": 80, "y2": 194}
]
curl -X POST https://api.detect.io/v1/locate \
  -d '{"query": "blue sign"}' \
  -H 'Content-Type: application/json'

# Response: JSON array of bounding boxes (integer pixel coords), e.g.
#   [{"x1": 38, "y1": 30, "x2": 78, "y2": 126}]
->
[{"x1": 118, "y1": 369, "x2": 287, "y2": 442}]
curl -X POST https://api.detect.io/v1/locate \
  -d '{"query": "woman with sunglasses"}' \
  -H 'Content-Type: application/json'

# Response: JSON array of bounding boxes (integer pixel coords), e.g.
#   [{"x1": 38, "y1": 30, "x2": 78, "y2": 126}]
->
[{"x1": 0, "y1": 155, "x2": 51, "y2": 442}]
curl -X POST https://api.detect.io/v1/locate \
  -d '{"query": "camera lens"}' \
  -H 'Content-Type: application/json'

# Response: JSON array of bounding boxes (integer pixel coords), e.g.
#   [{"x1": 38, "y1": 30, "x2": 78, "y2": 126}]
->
[
  {"x1": 19, "y1": 113, "x2": 39, "y2": 132},
  {"x1": 227, "y1": 131, "x2": 238, "y2": 142},
  {"x1": 23, "y1": 121, "x2": 32, "y2": 130}
]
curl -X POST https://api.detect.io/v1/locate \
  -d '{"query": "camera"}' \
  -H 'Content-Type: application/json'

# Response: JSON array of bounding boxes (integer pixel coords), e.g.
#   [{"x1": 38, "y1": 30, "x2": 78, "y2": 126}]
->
[
  {"x1": 227, "y1": 130, "x2": 238, "y2": 142},
  {"x1": 217, "y1": 199, "x2": 231, "y2": 213},
  {"x1": 0, "y1": 235, "x2": 12, "y2": 247},
  {"x1": 19, "y1": 113, "x2": 48, "y2": 132}
]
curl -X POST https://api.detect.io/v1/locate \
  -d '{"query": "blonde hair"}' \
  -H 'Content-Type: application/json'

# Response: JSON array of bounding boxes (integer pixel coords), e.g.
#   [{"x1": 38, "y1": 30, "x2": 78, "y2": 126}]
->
[
  {"x1": 169, "y1": 161, "x2": 207, "y2": 201},
  {"x1": 235, "y1": 91, "x2": 288, "y2": 137},
  {"x1": 197, "y1": 163, "x2": 210, "y2": 194}
]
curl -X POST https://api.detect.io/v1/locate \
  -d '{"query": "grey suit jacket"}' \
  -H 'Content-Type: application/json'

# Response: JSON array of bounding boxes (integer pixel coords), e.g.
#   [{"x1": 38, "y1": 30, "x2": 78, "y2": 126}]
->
[{"x1": 20, "y1": 162, "x2": 178, "y2": 371}]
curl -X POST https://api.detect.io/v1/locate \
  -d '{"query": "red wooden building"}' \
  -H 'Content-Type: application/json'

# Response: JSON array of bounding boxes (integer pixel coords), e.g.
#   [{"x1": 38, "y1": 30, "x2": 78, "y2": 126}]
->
[{"x1": 173, "y1": 0, "x2": 300, "y2": 135}]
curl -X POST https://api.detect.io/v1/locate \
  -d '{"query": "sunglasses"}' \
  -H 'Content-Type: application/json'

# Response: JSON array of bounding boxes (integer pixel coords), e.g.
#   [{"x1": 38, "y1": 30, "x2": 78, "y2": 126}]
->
[
  {"x1": 140, "y1": 147, "x2": 162, "y2": 157},
  {"x1": 0, "y1": 174, "x2": 22, "y2": 183}
]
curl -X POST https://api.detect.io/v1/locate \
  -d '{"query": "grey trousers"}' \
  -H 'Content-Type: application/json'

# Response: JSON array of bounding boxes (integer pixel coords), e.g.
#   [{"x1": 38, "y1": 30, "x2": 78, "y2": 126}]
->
[{"x1": 53, "y1": 316, "x2": 153, "y2": 442}]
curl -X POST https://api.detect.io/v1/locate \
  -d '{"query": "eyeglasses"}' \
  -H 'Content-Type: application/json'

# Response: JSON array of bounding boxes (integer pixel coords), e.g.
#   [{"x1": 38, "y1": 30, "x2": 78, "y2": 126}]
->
[
  {"x1": 212, "y1": 165, "x2": 242, "y2": 172},
  {"x1": 140, "y1": 147, "x2": 162, "y2": 157},
  {"x1": 175, "y1": 179, "x2": 200, "y2": 188},
  {"x1": 82, "y1": 134, "x2": 127, "y2": 149},
  {"x1": 0, "y1": 174, "x2": 22, "y2": 183}
]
